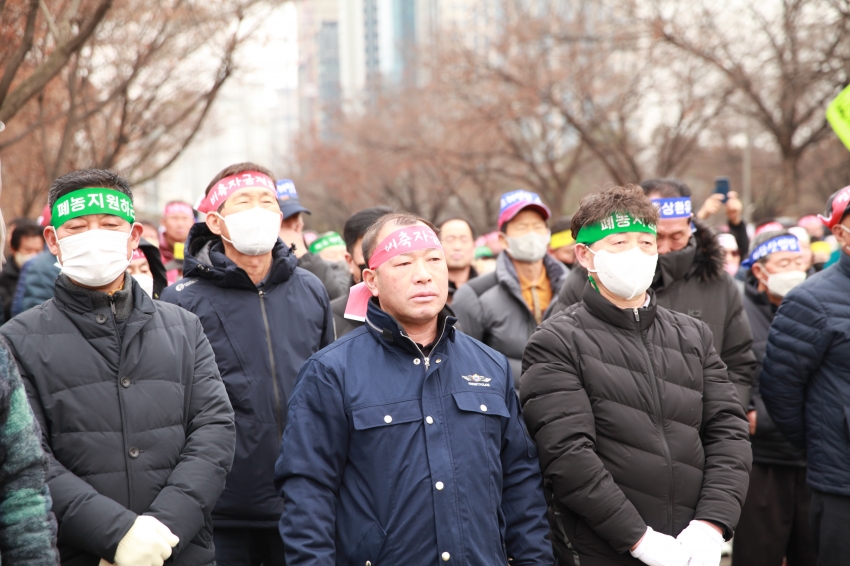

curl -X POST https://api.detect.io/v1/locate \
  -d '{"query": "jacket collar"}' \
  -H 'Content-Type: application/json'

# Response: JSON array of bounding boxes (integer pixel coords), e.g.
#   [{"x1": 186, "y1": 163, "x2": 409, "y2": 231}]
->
[
  {"x1": 837, "y1": 249, "x2": 850, "y2": 278},
  {"x1": 654, "y1": 235, "x2": 697, "y2": 289},
  {"x1": 743, "y1": 276, "x2": 777, "y2": 319},
  {"x1": 364, "y1": 298, "x2": 457, "y2": 355},
  {"x1": 54, "y1": 271, "x2": 157, "y2": 317},
  {"x1": 653, "y1": 221, "x2": 725, "y2": 291},
  {"x1": 495, "y1": 251, "x2": 567, "y2": 305},
  {"x1": 581, "y1": 281, "x2": 657, "y2": 332},
  {"x1": 182, "y1": 222, "x2": 297, "y2": 291}
]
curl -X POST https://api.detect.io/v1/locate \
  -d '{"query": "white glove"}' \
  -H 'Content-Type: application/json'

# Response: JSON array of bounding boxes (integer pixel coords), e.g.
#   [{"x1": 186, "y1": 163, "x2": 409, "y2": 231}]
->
[
  {"x1": 113, "y1": 515, "x2": 179, "y2": 566},
  {"x1": 630, "y1": 526, "x2": 691, "y2": 566},
  {"x1": 676, "y1": 520, "x2": 724, "y2": 566}
]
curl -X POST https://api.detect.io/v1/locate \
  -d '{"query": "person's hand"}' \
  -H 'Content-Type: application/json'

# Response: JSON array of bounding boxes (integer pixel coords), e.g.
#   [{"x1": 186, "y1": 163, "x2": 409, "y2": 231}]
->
[
  {"x1": 676, "y1": 520, "x2": 724, "y2": 566},
  {"x1": 696, "y1": 194, "x2": 724, "y2": 220},
  {"x1": 725, "y1": 191, "x2": 743, "y2": 225},
  {"x1": 630, "y1": 526, "x2": 691, "y2": 566},
  {"x1": 113, "y1": 515, "x2": 179, "y2": 566},
  {"x1": 747, "y1": 409, "x2": 757, "y2": 436}
]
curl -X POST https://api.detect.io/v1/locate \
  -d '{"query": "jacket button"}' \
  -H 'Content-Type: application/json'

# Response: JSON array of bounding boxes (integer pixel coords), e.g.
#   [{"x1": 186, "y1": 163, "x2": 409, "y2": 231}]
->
[
  {"x1": 413, "y1": 358, "x2": 421, "y2": 365},
  {"x1": 436, "y1": 359, "x2": 442, "y2": 363},
  {"x1": 120, "y1": 377, "x2": 131, "y2": 388},
  {"x1": 128, "y1": 447, "x2": 140, "y2": 458},
  {"x1": 480, "y1": 404, "x2": 488, "y2": 412},
  {"x1": 425, "y1": 416, "x2": 434, "y2": 425},
  {"x1": 441, "y1": 552, "x2": 451, "y2": 561},
  {"x1": 366, "y1": 562, "x2": 371, "y2": 566},
  {"x1": 435, "y1": 481, "x2": 444, "y2": 490},
  {"x1": 95, "y1": 314, "x2": 107, "y2": 324},
  {"x1": 384, "y1": 415, "x2": 392, "y2": 424}
]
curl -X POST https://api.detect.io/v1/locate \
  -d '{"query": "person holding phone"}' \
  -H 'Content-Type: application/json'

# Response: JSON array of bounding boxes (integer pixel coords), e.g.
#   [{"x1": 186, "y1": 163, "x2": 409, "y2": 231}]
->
[{"x1": 696, "y1": 177, "x2": 750, "y2": 257}]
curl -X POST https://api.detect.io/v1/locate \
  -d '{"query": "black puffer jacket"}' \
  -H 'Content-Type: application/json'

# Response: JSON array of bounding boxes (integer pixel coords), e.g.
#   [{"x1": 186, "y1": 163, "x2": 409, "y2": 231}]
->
[
  {"x1": 547, "y1": 222, "x2": 756, "y2": 408},
  {"x1": 742, "y1": 279, "x2": 806, "y2": 467},
  {"x1": 1, "y1": 274, "x2": 236, "y2": 566},
  {"x1": 522, "y1": 284, "x2": 751, "y2": 562}
]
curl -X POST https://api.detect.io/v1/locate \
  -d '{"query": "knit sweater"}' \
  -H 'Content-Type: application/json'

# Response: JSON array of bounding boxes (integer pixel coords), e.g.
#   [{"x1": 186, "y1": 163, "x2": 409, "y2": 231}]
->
[{"x1": 0, "y1": 338, "x2": 59, "y2": 564}]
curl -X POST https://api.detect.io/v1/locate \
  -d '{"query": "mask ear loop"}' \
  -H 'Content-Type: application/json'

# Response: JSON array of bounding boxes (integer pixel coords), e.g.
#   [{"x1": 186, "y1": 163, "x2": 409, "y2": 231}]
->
[{"x1": 580, "y1": 243, "x2": 601, "y2": 293}]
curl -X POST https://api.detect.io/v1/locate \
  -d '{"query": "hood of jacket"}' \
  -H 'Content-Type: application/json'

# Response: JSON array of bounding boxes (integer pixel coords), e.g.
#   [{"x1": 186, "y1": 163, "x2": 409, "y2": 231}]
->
[
  {"x1": 654, "y1": 220, "x2": 725, "y2": 291},
  {"x1": 182, "y1": 222, "x2": 298, "y2": 291},
  {"x1": 138, "y1": 237, "x2": 168, "y2": 299}
]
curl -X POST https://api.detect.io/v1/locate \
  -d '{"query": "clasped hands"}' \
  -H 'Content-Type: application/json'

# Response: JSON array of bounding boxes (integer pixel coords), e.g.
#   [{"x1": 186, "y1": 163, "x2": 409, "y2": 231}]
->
[
  {"x1": 630, "y1": 520, "x2": 724, "y2": 566},
  {"x1": 98, "y1": 515, "x2": 179, "y2": 566}
]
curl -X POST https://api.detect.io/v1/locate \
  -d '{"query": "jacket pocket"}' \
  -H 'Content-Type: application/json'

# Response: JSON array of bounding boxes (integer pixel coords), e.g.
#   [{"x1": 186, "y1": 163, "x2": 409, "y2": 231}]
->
[
  {"x1": 347, "y1": 521, "x2": 387, "y2": 565},
  {"x1": 352, "y1": 399, "x2": 422, "y2": 430},
  {"x1": 451, "y1": 391, "x2": 510, "y2": 418}
]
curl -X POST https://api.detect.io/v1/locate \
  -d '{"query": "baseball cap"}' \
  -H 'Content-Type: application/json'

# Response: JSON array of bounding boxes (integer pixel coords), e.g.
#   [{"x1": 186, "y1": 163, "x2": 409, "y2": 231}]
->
[
  {"x1": 818, "y1": 186, "x2": 850, "y2": 229},
  {"x1": 276, "y1": 179, "x2": 311, "y2": 219},
  {"x1": 498, "y1": 190, "x2": 551, "y2": 230}
]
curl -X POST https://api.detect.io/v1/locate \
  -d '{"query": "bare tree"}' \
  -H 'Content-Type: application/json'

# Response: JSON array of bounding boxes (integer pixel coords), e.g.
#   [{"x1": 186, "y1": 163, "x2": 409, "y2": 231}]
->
[{"x1": 653, "y1": 0, "x2": 850, "y2": 212}]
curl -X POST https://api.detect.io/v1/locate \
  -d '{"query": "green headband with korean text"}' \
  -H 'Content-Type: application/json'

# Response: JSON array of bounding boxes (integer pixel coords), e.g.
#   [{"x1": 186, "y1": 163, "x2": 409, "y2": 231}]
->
[
  {"x1": 51, "y1": 188, "x2": 135, "y2": 228},
  {"x1": 575, "y1": 212, "x2": 656, "y2": 245}
]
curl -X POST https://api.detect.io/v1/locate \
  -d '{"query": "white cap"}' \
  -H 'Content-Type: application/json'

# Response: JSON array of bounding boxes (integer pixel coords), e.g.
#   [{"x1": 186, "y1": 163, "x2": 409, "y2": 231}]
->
[{"x1": 718, "y1": 233, "x2": 738, "y2": 251}]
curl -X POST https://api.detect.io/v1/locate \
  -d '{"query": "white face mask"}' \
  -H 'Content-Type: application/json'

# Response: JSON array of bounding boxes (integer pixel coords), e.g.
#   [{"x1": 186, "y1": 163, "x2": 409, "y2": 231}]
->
[
  {"x1": 132, "y1": 274, "x2": 154, "y2": 297},
  {"x1": 55, "y1": 229, "x2": 131, "y2": 287},
  {"x1": 764, "y1": 270, "x2": 806, "y2": 298},
  {"x1": 506, "y1": 231, "x2": 551, "y2": 263},
  {"x1": 216, "y1": 207, "x2": 282, "y2": 256},
  {"x1": 588, "y1": 245, "x2": 659, "y2": 301}
]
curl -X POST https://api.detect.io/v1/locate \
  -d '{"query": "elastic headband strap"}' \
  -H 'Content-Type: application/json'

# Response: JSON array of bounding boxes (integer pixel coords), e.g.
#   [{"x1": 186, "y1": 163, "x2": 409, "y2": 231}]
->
[
  {"x1": 197, "y1": 171, "x2": 276, "y2": 213},
  {"x1": 51, "y1": 188, "x2": 135, "y2": 228},
  {"x1": 576, "y1": 213, "x2": 656, "y2": 245},
  {"x1": 367, "y1": 226, "x2": 443, "y2": 270}
]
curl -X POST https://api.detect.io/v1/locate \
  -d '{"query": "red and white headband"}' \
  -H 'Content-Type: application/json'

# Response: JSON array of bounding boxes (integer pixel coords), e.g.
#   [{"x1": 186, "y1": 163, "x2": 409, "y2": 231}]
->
[{"x1": 196, "y1": 171, "x2": 276, "y2": 213}]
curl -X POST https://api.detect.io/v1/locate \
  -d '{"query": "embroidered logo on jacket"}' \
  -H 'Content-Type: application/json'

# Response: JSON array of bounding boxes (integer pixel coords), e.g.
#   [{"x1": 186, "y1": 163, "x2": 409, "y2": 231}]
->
[{"x1": 462, "y1": 374, "x2": 491, "y2": 387}]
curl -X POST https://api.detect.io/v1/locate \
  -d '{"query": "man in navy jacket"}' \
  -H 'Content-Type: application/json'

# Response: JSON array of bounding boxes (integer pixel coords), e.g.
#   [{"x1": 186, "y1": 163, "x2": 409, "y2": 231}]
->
[
  {"x1": 275, "y1": 212, "x2": 553, "y2": 565},
  {"x1": 162, "y1": 162, "x2": 333, "y2": 565},
  {"x1": 761, "y1": 186, "x2": 850, "y2": 565}
]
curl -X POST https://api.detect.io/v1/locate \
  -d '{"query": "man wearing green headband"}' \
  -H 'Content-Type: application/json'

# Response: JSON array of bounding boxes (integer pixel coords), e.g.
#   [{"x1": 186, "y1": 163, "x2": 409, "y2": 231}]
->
[
  {"x1": 521, "y1": 185, "x2": 751, "y2": 566},
  {"x1": 1, "y1": 169, "x2": 236, "y2": 566}
]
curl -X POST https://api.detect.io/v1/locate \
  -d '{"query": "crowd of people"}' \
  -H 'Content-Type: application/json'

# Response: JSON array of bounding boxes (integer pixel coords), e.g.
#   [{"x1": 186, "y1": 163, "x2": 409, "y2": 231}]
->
[{"x1": 0, "y1": 161, "x2": 846, "y2": 566}]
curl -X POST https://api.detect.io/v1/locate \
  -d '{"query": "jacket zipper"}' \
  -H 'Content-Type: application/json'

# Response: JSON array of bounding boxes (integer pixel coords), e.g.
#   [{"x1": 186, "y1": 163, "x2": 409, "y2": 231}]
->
[
  {"x1": 366, "y1": 317, "x2": 446, "y2": 369},
  {"x1": 258, "y1": 290, "x2": 282, "y2": 440},
  {"x1": 110, "y1": 293, "x2": 134, "y2": 509},
  {"x1": 633, "y1": 307, "x2": 675, "y2": 534}
]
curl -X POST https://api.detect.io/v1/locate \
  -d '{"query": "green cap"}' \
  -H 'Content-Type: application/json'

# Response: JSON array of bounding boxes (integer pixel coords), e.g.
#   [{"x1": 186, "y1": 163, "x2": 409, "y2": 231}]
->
[{"x1": 474, "y1": 245, "x2": 495, "y2": 259}]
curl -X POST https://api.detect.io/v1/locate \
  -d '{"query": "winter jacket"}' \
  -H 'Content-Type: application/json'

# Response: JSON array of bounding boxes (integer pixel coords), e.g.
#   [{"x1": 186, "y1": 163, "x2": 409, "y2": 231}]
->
[
  {"x1": 161, "y1": 223, "x2": 333, "y2": 529},
  {"x1": 330, "y1": 292, "x2": 362, "y2": 339},
  {"x1": 297, "y1": 252, "x2": 349, "y2": 301},
  {"x1": 0, "y1": 338, "x2": 60, "y2": 565},
  {"x1": 521, "y1": 284, "x2": 751, "y2": 562},
  {"x1": 741, "y1": 279, "x2": 806, "y2": 467},
  {"x1": 10, "y1": 239, "x2": 166, "y2": 317},
  {"x1": 11, "y1": 251, "x2": 59, "y2": 317},
  {"x1": 0, "y1": 256, "x2": 22, "y2": 322},
  {"x1": 1, "y1": 273, "x2": 235, "y2": 566},
  {"x1": 760, "y1": 252, "x2": 850, "y2": 496},
  {"x1": 452, "y1": 252, "x2": 567, "y2": 380},
  {"x1": 547, "y1": 222, "x2": 756, "y2": 408},
  {"x1": 275, "y1": 299, "x2": 554, "y2": 565}
]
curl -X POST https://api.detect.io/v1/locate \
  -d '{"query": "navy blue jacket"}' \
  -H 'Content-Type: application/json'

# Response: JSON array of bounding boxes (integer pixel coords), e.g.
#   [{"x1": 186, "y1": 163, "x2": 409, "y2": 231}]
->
[
  {"x1": 761, "y1": 251, "x2": 850, "y2": 495},
  {"x1": 275, "y1": 299, "x2": 554, "y2": 565},
  {"x1": 162, "y1": 223, "x2": 333, "y2": 528}
]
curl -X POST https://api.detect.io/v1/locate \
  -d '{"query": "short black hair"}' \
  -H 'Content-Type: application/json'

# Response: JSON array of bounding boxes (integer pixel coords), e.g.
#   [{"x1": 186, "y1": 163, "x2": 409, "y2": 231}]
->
[
  {"x1": 10, "y1": 220, "x2": 43, "y2": 251},
  {"x1": 551, "y1": 216, "x2": 572, "y2": 234},
  {"x1": 438, "y1": 218, "x2": 477, "y2": 240},
  {"x1": 572, "y1": 185, "x2": 660, "y2": 240},
  {"x1": 362, "y1": 213, "x2": 439, "y2": 265},
  {"x1": 48, "y1": 169, "x2": 132, "y2": 209},
  {"x1": 639, "y1": 178, "x2": 692, "y2": 198},
  {"x1": 343, "y1": 206, "x2": 393, "y2": 254}
]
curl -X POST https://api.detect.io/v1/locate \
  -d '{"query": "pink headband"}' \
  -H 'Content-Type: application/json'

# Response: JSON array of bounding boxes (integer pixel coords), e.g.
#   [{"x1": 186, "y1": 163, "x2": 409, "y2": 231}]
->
[
  {"x1": 131, "y1": 248, "x2": 146, "y2": 262},
  {"x1": 164, "y1": 203, "x2": 194, "y2": 217},
  {"x1": 344, "y1": 226, "x2": 444, "y2": 321},
  {"x1": 196, "y1": 171, "x2": 276, "y2": 213}
]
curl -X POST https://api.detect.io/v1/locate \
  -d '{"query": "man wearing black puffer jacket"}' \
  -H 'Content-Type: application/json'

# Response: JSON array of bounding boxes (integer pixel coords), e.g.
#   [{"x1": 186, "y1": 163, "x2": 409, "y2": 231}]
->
[
  {"x1": 522, "y1": 185, "x2": 751, "y2": 566},
  {"x1": 162, "y1": 162, "x2": 333, "y2": 566},
  {"x1": 546, "y1": 178, "x2": 756, "y2": 409},
  {"x1": 2, "y1": 169, "x2": 236, "y2": 566},
  {"x1": 732, "y1": 229, "x2": 816, "y2": 566}
]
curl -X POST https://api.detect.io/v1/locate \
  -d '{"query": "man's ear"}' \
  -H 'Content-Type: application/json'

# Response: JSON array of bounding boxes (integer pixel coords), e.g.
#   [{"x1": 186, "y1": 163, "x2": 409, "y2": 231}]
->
[
  {"x1": 575, "y1": 243, "x2": 594, "y2": 271},
  {"x1": 127, "y1": 223, "x2": 144, "y2": 259},
  {"x1": 362, "y1": 268, "x2": 379, "y2": 297},
  {"x1": 44, "y1": 226, "x2": 60, "y2": 257},
  {"x1": 206, "y1": 210, "x2": 224, "y2": 236}
]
